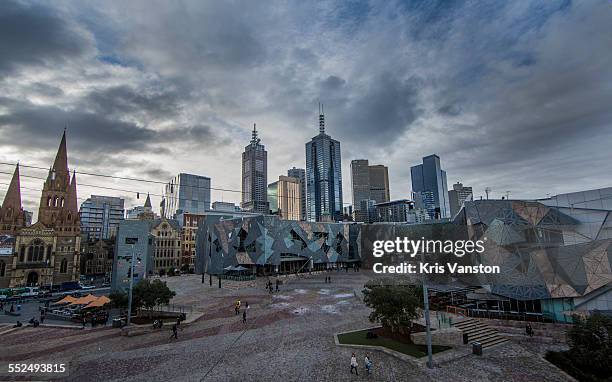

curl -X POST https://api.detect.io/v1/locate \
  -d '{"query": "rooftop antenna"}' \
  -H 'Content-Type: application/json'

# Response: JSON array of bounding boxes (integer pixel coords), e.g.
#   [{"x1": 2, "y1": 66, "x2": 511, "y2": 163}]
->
[
  {"x1": 251, "y1": 123, "x2": 260, "y2": 144},
  {"x1": 485, "y1": 187, "x2": 491, "y2": 200},
  {"x1": 318, "y1": 103, "x2": 325, "y2": 134}
]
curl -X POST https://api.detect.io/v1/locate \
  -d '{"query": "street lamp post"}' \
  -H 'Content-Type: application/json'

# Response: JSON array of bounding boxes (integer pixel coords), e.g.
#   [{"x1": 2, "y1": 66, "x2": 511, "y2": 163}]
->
[
  {"x1": 421, "y1": 250, "x2": 433, "y2": 369},
  {"x1": 126, "y1": 242, "x2": 136, "y2": 326}
]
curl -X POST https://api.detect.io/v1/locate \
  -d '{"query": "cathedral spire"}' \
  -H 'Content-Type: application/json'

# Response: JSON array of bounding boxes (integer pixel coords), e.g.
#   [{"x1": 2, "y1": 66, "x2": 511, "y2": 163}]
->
[
  {"x1": 144, "y1": 193, "x2": 152, "y2": 209},
  {"x1": 66, "y1": 170, "x2": 79, "y2": 215},
  {"x1": 52, "y1": 130, "x2": 69, "y2": 175},
  {"x1": 1, "y1": 164, "x2": 22, "y2": 211}
]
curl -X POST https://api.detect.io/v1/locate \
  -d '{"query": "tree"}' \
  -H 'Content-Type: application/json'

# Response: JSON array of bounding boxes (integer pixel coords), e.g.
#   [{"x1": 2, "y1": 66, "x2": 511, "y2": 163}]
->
[
  {"x1": 362, "y1": 278, "x2": 423, "y2": 334},
  {"x1": 132, "y1": 279, "x2": 176, "y2": 317},
  {"x1": 566, "y1": 313, "x2": 612, "y2": 380},
  {"x1": 109, "y1": 291, "x2": 128, "y2": 309},
  {"x1": 159, "y1": 268, "x2": 166, "y2": 277}
]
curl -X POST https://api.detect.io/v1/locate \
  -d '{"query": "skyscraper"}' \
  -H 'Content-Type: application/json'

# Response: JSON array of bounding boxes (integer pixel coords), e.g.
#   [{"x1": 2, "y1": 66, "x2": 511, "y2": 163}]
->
[
  {"x1": 241, "y1": 124, "x2": 269, "y2": 214},
  {"x1": 410, "y1": 154, "x2": 450, "y2": 219},
  {"x1": 79, "y1": 195, "x2": 125, "y2": 240},
  {"x1": 287, "y1": 167, "x2": 306, "y2": 221},
  {"x1": 163, "y1": 173, "x2": 211, "y2": 220},
  {"x1": 305, "y1": 105, "x2": 343, "y2": 222},
  {"x1": 268, "y1": 176, "x2": 301, "y2": 220},
  {"x1": 448, "y1": 182, "x2": 473, "y2": 217},
  {"x1": 350, "y1": 159, "x2": 390, "y2": 222}
]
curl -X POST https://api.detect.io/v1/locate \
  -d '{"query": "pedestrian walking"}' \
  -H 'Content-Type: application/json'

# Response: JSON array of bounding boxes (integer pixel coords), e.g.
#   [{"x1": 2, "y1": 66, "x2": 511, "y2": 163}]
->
[
  {"x1": 350, "y1": 353, "x2": 359, "y2": 375},
  {"x1": 235, "y1": 301, "x2": 240, "y2": 315},
  {"x1": 365, "y1": 355, "x2": 372, "y2": 375},
  {"x1": 176, "y1": 316, "x2": 182, "y2": 331},
  {"x1": 275, "y1": 278, "x2": 279, "y2": 292},
  {"x1": 171, "y1": 323, "x2": 178, "y2": 339},
  {"x1": 242, "y1": 310, "x2": 247, "y2": 324}
]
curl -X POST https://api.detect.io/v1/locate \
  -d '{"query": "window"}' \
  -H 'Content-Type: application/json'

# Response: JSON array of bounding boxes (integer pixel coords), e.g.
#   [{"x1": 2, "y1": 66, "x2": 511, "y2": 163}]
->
[{"x1": 60, "y1": 258, "x2": 68, "y2": 273}]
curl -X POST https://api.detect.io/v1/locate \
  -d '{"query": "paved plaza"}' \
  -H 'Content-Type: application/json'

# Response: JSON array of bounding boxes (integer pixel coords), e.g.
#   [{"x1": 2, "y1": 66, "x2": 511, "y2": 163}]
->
[{"x1": 0, "y1": 273, "x2": 573, "y2": 381}]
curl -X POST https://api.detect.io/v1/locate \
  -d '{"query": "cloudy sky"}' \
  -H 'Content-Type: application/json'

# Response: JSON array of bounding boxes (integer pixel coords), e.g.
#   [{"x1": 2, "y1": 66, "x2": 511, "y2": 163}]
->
[{"x1": 1, "y1": 0, "x2": 611, "y2": 219}]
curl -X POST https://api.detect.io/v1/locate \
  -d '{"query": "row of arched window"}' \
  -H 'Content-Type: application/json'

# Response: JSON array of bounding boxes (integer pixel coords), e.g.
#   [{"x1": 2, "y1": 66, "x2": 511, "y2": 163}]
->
[
  {"x1": 19, "y1": 240, "x2": 52, "y2": 263},
  {"x1": 46, "y1": 195, "x2": 66, "y2": 208}
]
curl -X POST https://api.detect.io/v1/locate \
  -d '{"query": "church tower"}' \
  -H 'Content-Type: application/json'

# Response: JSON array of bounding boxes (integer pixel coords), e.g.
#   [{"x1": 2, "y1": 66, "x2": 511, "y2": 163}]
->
[
  {"x1": 0, "y1": 164, "x2": 26, "y2": 235},
  {"x1": 37, "y1": 130, "x2": 81, "y2": 235}
]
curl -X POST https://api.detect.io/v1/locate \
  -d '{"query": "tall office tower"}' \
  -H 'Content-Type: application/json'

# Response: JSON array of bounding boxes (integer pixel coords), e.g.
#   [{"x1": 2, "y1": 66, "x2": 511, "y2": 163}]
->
[
  {"x1": 448, "y1": 182, "x2": 473, "y2": 217},
  {"x1": 268, "y1": 176, "x2": 301, "y2": 220},
  {"x1": 410, "y1": 154, "x2": 450, "y2": 219},
  {"x1": 305, "y1": 105, "x2": 343, "y2": 222},
  {"x1": 163, "y1": 173, "x2": 211, "y2": 220},
  {"x1": 350, "y1": 159, "x2": 390, "y2": 222},
  {"x1": 287, "y1": 167, "x2": 306, "y2": 221},
  {"x1": 369, "y1": 165, "x2": 390, "y2": 203},
  {"x1": 241, "y1": 124, "x2": 269, "y2": 214},
  {"x1": 79, "y1": 195, "x2": 125, "y2": 240}
]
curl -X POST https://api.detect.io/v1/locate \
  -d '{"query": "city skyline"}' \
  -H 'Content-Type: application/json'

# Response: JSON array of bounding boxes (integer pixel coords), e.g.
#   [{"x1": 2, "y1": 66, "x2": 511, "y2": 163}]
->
[{"x1": 1, "y1": 1, "x2": 612, "y2": 220}]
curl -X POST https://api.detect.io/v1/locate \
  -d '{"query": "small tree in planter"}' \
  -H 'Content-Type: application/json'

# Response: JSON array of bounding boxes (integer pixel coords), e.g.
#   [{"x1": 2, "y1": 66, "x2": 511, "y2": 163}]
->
[
  {"x1": 362, "y1": 278, "x2": 423, "y2": 335},
  {"x1": 132, "y1": 279, "x2": 176, "y2": 318}
]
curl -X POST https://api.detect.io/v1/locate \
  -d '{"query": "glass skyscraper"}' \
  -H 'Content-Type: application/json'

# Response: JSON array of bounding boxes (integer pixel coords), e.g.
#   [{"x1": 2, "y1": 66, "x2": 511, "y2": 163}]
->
[
  {"x1": 305, "y1": 107, "x2": 343, "y2": 222},
  {"x1": 163, "y1": 173, "x2": 211, "y2": 220},
  {"x1": 410, "y1": 154, "x2": 450, "y2": 219}
]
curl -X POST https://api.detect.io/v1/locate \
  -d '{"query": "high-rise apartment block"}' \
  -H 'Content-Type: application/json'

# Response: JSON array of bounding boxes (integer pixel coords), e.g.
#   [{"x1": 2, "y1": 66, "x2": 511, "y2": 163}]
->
[
  {"x1": 268, "y1": 176, "x2": 301, "y2": 220},
  {"x1": 410, "y1": 154, "x2": 450, "y2": 219},
  {"x1": 79, "y1": 195, "x2": 125, "y2": 240},
  {"x1": 350, "y1": 159, "x2": 390, "y2": 222},
  {"x1": 241, "y1": 124, "x2": 269, "y2": 214},
  {"x1": 306, "y1": 106, "x2": 343, "y2": 222},
  {"x1": 449, "y1": 182, "x2": 473, "y2": 217},
  {"x1": 287, "y1": 167, "x2": 306, "y2": 221}
]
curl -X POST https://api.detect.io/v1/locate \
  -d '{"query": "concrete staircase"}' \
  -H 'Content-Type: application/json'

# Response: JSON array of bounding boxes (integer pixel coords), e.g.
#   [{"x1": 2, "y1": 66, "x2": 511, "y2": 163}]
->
[{"x1": 453, "y1": 318, "x2": 509, "y2": 349}]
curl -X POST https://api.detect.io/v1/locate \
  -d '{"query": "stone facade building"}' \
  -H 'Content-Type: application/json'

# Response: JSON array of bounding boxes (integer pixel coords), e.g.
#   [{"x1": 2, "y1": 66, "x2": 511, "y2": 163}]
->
[
  {"x1": 151, "y1": 217, "x2": 181, "y2": 273},
  {"x1": 5, "y1": 131, "x2": 82, "y2": 287}
]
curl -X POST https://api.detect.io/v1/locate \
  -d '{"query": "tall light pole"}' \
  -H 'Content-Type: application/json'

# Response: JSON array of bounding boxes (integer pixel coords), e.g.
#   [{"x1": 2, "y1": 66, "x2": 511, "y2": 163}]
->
[
  {"x1": 421, "y1": 250, "x2": 433, "y2": 368},
  {"x1": 125, "y1": 239, "x2": 137, "y2": 326}
]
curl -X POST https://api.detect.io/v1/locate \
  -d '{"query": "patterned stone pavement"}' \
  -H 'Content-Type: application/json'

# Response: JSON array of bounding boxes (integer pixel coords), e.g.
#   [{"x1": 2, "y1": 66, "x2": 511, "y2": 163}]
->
[{"x1": 0, "y1": 272, "x2": 572, "y2": 382}]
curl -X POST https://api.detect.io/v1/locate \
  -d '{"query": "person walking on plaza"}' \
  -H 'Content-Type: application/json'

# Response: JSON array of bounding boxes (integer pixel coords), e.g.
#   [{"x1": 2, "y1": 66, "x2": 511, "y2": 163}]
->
[
  {"x1": 275, "y1": 278, "x2": 279, "y2": 292},
  {"x1": 350, "y1": 353, "x2": 359, "y2": 375},
  {"x1": 364, "y1": 354, "x2": 372, "y2": 375},
  {"x1": 235, "y1": 300, "x2": 240, "y2": 315},
  {"x1": 171, "y1": 323, "x2": 178, "y2": 339},
  {"x1": 242, "y1": 310, "x2": 247, "y2": 324}
]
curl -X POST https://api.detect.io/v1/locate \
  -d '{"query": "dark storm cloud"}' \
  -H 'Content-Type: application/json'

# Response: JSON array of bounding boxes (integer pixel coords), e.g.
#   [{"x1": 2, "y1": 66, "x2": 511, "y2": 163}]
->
[
  {"x1": 334, "y1": 74, "x2": 423, "y2": 144},
  {"x1": 1, "y1": 0, "x2": 612, "y2": 210},
  {"x1": 0, "y1": 98, "x2": 226, "y2": 156},
  {"x1": 85, "y1": 85, "x2": 182, "y2": 119},
  {"x1": 0, "y1": 0, "x2": 91, "y2": 74},
  {"x1": 0, "y1": 98, "x2": 157, "y2": 153}
]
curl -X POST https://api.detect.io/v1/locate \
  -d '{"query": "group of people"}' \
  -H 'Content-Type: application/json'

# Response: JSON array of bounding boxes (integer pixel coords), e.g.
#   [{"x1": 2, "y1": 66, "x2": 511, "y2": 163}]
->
[
  {"x1": 266, "y1": 279, "x2": 280, "y2": 294},
  {"x1": 350, "y1": 353, "x2": 373, "y2": 376},
  {"x1": 324, "y1": 276, "x2": 332, "y2": 283},
  {"x1": 234, "y1": 300, "x2": 250, "y2": 324}
]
